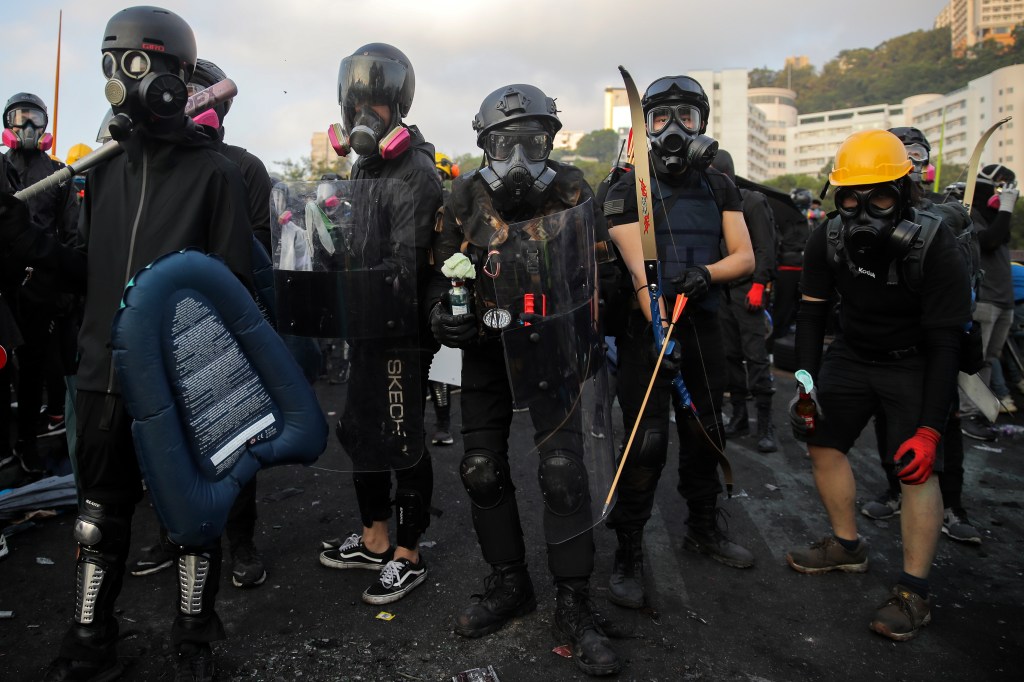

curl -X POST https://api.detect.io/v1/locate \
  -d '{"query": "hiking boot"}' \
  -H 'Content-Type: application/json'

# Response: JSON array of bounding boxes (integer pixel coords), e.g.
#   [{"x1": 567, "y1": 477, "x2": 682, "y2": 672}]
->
[
  {"x1": 961, "y1": 414, "x2": 995, "y2": 442},
  {"x1": 129, "y1": 537, "x2": 177, "y2": 576},
  {"x1": 174, "y1": 642, "x2": 214, "y2": 682},
  {"x1": 230, "y1": 541, "x2": 267, "y2": 588},
  {"x1": 755, "y1": 406, "x2": 778, "y2": 453},
  {"x1": 684, "y1": 500, "x2": 754, "y2": 568},
  {"x1": 319, "y1": 533, "x2": 393, "y2": 570},
  {"x1": 942, "y1": 507, "x2": 982, "y2": 544},
  {"x1": 607, "y1": 529, "x2": 645, "y2": 609},
  {"x1": 552, "y1": 585, "x2": 621, "y2": 676},
  {"x1": 869, "y1": 585, "x2": 931, "y2": 641},
  {"x1": 455, "y1": 563, "x2": 537, "y2": 638},
  {"x1": 861, "y1": 490, "x2": 901, "y2": 520},
  {"x1": 431, "y1": 429, "x2": 454, "y2": 446},
  {"x1": 362, "y1": 557, "x2": 428, "y2": 605},
  {"x1": 786, "y1": 535, "x2": 868, "y2": 574},
  {"x1": 724, "y1": 402, "x2": 749, "y2": 437},
  {"x1": 41, "y1": 655, "x2": 123, "y2": 682}
]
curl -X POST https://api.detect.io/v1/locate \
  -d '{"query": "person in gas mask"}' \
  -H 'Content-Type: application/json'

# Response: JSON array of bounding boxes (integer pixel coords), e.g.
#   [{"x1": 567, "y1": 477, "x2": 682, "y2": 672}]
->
[
  {"x1": 428, "y1": 83, "x2": 621, "y2": 676},
  {"x1": 601, "y1": 75, "x2": 755, "y2": 609},
  {"x1": 2, "y1": 92, "x2": 79, "y2": 476},
  {"x1": 317, "y1": 43, "x2": 443, "y2": 607},
  {"x1": 127, "y1": 56, "x2": 272, "y2": 590},
  {"x1": 0, "y1": 7, "x2": 253, "y2": 681},
  {"x1": 786, "y1": 129, "x2": 972, "y2": 642}
]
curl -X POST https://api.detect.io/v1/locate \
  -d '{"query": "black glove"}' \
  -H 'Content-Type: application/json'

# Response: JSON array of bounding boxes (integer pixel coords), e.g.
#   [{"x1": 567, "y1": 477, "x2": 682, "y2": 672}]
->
[
  {"x1": 429, "y1": 302, "x2": 477, "y2": 348},
  {"x1": 645, "y1": 325, "x2": 683, "y2": 375},
  {"x1": 672, "y1": 265, "x2": 712, "y2": 300},
  {"x1": 788, "y1": 383, "x2": 824, "y2": 443}
]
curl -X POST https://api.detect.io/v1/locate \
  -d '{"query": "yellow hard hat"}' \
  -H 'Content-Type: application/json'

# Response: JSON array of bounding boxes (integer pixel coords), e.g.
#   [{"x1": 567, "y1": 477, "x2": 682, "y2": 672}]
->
[
  {"x1": 435, "y1": 151, "x2": 459, "y2": 180},
  {"x1": 828, "y1": 130, "x2": 912, "y2": 187},
  {"x1": 66, "y1": 143, "x2": 93, "y2": 166}
]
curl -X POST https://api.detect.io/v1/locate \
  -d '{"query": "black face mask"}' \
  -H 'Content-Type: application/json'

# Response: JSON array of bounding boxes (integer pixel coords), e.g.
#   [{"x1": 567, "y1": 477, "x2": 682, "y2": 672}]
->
[
  {"x1": 649, "y1": 121, "x2": 718, "y2": 175},
  {"x1": 836, "y1": 184, "x2": 917, "y2": 267},
  {"x1": 102, "y1": 50, "x2": 188, "y2": 133},
  {"x1": 346, "y1": 105, "x2": 388, "y2": 157},
  {"x1": 479, "y1": 125, "x2": 556, "y2": 210}
]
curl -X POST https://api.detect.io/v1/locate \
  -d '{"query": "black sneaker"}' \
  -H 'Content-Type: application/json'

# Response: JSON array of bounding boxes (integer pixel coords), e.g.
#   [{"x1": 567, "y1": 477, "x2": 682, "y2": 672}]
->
[
  {"x1": 861, "y1": 490, "x2": 901, "y2": 520},
  {"x1": 942, "y1": 507, "x2": 982, "y2": 544},
  {"x1": 38, "y1": 413, "x2": 67, "y2": 438},
  {"x1": 319, "y1": 533, "x2": 393, "y2": 570},
  {"x1": 129, "y1": 541, "x2": 177, "y2": 576},
  {"x1": 174, "y1": 642, "x2": 214, "y2": 682},
  {"x1": 362, "y1": 557, "x2": 428, "y2": 604},
  {"x1": 230, "y1": 541, "x2": 267, "y2": 588},
  {"x1": 961, "y1": 414, "x2": 995, "y2": 442},
  {"x1": 432, "y1": 429, "x2": 454, "y2": 446}
]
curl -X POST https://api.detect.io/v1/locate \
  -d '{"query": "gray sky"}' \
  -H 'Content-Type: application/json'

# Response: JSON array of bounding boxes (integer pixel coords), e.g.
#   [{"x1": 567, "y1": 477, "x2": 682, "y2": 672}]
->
[{"x1": 5, "y1": 0, "x2": 950, "y2": 171}]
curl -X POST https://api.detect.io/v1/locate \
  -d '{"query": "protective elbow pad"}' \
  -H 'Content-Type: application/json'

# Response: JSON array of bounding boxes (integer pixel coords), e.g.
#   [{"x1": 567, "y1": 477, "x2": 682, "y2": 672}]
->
[
  {"x1": 460, "y1": 452, "x2": 508, "y2": 509},
  {"x1": 538, "y1": 451, "x2": 586, "y2": 516}
]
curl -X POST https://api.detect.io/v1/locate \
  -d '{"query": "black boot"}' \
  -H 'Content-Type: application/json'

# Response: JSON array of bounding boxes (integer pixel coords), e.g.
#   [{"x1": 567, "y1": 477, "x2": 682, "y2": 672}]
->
[
  {"x1": 607, "y1": 529, "x2": 644, "y2": 609},
  {"x1": 43, "y1": 622, "x2": 124, "y2": 682},
  {"x1": 684, "y1": 498, "x2": 754, "y2": 568},
  {"x1": 553, "y1": 584, "x2": 621, "y2": 676},
  {"x1": 756, "y1": 405, "x2": 778, "y2": 453},
  {"x1": 724, "y1": 401, "x2": 749, "y2": 437},
  {"x1": 454, "y1": 563, "x2": 537, "y2": 638}
]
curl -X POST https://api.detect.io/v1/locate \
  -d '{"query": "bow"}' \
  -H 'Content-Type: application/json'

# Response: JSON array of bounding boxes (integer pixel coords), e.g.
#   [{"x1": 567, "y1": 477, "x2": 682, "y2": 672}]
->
[
  {"x1": 601, "y1": 67, "x2": 733, "y2": 515},
  {"x1": 962, "y1": 115, "x2": 1011, "y2": 213}
]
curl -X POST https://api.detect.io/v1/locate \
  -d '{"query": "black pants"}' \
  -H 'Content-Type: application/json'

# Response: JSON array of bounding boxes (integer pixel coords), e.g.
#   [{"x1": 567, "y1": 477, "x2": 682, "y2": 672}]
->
[
  {"x1": 607, "y1": 307, "x2": 727, "y2": 532},
  {"x1": 460, "y1": 337, "x2": 596, "y2": 579},
  {"x1": 14, "y1": 307, "x2": 65, "y2": 443},
  {"x1": 720, "y1": 283, "x2": 774, "y2": 402}
]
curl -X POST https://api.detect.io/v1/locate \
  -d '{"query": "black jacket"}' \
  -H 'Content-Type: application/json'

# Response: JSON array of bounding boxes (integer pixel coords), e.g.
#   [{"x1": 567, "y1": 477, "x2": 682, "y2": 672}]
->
[
  {"x1": 218, "y1": 141, "x2": 273, "y2": 254},
  {"x1": 736, "y1": 188, "x2": 777, "y2": 286},
  {"x1": 0, "y1": 123, "x2": 253, "y2": 394}
]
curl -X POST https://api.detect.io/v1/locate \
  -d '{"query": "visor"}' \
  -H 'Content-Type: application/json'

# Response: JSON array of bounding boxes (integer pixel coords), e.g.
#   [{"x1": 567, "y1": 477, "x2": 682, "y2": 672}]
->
[
  {"x1": 646, "y1": 104, "x2": 701, "y2": 134},
  {"x1": 835, "y1": 185, "x2": 900, "y2": 220},
  {"x1": 5, "y1": 107, "x2": 46, "y2": 129},
  {"x1": 338, "y1": 54, "x2": 408, "y2": 109},
  {"x1": 485, "y1": 131, "x2": 550, "y2": 162}
]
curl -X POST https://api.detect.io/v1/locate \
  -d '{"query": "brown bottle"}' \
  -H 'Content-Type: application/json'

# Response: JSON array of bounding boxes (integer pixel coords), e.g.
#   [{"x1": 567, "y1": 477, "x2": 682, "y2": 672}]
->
[{"x1": 794, "y1": 369, "x2": 817, "y2": 435}]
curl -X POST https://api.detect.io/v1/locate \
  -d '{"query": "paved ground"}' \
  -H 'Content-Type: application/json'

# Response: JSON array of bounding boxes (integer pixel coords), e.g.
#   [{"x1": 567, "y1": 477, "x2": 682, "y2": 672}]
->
[{"x1": 2, "y1": 367, "x2": 1023, "y2": 681}]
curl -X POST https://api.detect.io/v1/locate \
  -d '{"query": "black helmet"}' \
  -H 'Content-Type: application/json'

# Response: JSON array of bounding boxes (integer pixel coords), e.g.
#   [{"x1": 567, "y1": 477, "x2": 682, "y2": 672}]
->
[
  {"x1": 472, "y1": 84, "x2": 561, "y2": 144},
  {"x1": 642, "y1": 76, "x2": 709, "y2": 134},
  {"x1": 338, "y1": 43, "x2": 415, "y2": 119},
  {"x1": 3, "y1": 92, "x2": 48, "y2": 129},
  {"x1": 790, "y1": 188, "x2": 813, "y2": 209},
  {"x1": 888, "y1": 126, "x2": 930, "y2": 152},
  {"x1": 101, "y1": 6, "x2": 197, "y2": 81},
  {"x1": 978, "y1": 163, "x2": 1016, "y2": 186},
  {"x1": 189, "y1": 58, "x2": 232, "y2": 119}
]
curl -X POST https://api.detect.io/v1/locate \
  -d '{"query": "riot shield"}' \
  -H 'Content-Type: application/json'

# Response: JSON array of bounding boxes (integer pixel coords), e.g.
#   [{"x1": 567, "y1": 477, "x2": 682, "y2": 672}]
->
[
  {"x1": 486, "y1": 200, "x2": 616, "y2": 543},
  {"x1": 271, "y1": 178, "x2": 426, "y2": 472}
]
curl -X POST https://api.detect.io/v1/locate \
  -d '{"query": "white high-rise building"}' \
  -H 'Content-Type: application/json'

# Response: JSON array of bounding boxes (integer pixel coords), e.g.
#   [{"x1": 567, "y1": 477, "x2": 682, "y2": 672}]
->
[{"x1": 935, "y1": 0, "x2": 1024, "y2": 54}]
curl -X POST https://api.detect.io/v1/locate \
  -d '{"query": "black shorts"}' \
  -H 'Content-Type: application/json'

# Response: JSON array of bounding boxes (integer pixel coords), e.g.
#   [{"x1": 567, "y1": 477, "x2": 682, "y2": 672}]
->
[{"x1": 808, "y1": 339, "x2": 945, "y2": 472}]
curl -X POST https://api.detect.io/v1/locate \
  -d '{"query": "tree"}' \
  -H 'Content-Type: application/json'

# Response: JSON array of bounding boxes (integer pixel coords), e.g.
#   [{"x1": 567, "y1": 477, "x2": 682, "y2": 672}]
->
[
  {"x1": 574, "y1": 129, "x2": 621, "y2": 166},
  {"x1": 272, "y1": 155, "x2": 351, "y2": 181}
]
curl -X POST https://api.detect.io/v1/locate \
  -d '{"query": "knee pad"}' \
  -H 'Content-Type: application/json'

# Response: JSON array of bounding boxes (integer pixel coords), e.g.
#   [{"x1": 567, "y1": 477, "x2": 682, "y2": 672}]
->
[
  {"x1": 460, "y1": 452, "x2": 508, "y2": 510},
  {"x1": 72, "y1": 500, "x2": 132, "y2": 626},
  {"x1": 73, "y1": 499, "x2": 132, "y2": 555},
  {"x1": 395, "y1": 488, "x2": 428, "y2": 537},
  {"x1": 632, "y1": 429, "x2": 667, "y2": 470},
  {"x1": 538, "y1": 451, "x2": 587, "y2": 516}
]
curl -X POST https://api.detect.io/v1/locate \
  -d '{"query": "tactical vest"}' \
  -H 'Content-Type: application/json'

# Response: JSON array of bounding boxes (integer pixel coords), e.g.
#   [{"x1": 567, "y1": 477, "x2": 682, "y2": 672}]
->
[{"x1": 653, "y1": 173, "x2": 723, "y2": 311}]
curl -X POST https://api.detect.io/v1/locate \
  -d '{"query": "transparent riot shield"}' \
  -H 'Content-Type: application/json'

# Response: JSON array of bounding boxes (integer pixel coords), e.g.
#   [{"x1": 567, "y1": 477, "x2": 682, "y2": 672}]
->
[
  {"x1": 485, "y1": 200, "x2": 616, "y2": 543},
  {"x1": 271, "y1": 178, "x2": 426, "y2": 471}
]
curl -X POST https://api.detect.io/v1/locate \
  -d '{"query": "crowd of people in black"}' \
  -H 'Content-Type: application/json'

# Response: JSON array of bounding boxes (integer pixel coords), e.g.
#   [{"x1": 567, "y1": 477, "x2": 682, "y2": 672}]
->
[{"x1": 0, "y1": 5, "x2": 1019, "y2": 681}]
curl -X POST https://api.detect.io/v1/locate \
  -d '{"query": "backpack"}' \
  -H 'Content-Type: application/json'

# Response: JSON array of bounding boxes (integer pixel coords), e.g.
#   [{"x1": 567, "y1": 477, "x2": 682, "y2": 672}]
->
[{"x1": 825, "y1": 204, "x2": 984, "y2": 372}]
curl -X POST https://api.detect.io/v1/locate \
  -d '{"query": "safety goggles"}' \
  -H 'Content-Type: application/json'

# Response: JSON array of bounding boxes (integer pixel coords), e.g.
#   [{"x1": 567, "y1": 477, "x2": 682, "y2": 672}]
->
[
  {"x1": 485, "y1": 131, "x2": 550, "y2": 162},
  {"x1": 4, "y1": 107, "x2": 46, "y2": 129},
  {"x1": 102, "y1": 50, "x2": 152, "y2": 80},
  {"x1": 646, "y1": 104, "x2": 701, "y2": 134},
  {"x1": 904, "y1": 143, "x2": 928, "y2": 164},
  {"x1": 835, "y1": 185, "x2": 900, "y2": 219}
]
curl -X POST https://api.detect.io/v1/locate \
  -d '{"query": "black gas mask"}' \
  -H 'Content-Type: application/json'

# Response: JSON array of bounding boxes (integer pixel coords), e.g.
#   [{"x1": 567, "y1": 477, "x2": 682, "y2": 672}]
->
[
  {"x1": 836, "y1": 183, "x2": 919, "y2": 268},
  {"x1": 478, "y1": 122, "x2": 557, "y2": 208},
  {"x1": 102, "y1": 49, "x2": 188, "y2": 137},
  {"x1": 344, "y1": 104, "x2": 388, "y2": 157},
  {"x1": 646, "y1": 103, "x2": 718, "y2": 175}
]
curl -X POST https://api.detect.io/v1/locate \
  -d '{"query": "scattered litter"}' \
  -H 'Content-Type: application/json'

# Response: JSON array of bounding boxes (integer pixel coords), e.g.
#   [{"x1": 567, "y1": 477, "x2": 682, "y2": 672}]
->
[
  {"x1": 551, "y1": 645, "x2": 572, "y2": 658},
  {"x1": 263, "y1": 487, "x2": 303, "y2": 503},
  {"x1": 685, "y1": 608, "x2": 707, "y2": 625},
  {"x1": 375, "y1": 611, "x2": 395, "y2": 621},
  {"x1": 397, "y1": 673, "x2": 424, "y2": 681},
  {"x1": 419, "y1": 540, "x2": 437, "y2": 548},
  {"x1": 122, "y1": 616, "x2": 135, "y2": 623},
  {"x1": 35, "y1": 556, "x2": 54, "y2": 565},
  {"x1": 0, "y1": 610, "x2": 14, "y2": 619},
  {"x1": 765, "y1": 484, "x2": 780, "y2": 492},
  {"x1": 732, "y1": 490, "x2": 749, "y2": 498},
  {"x1": 972, "y1": 444, "x2": 1003, "y2": 453},
  {"x1": 327, "y1": 411, "x2": 337, "y2": 416},
  {"x1": 452, "y1": 666, "x2": 501, "y2": 682}
]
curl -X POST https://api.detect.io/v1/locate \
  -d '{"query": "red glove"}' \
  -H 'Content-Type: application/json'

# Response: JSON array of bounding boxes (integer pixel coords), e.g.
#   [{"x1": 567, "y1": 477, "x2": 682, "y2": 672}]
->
[
  {"x1": 894, "y1": 427, "x2": 941, "y2": 485},
  {"x1": 745, "y1": 282, "x2": 765, "y2": 311}
]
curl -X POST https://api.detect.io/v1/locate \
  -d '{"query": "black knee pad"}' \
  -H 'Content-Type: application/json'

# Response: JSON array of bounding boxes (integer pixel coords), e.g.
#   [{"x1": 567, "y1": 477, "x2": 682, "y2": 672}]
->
[
  {"x1": 632, "y1": 429, "x2": 667, "y2": 470},
  {"x1": 74, "y1": 498, "x2": 133, "y2": 556},
  {"x1": 538, "y1": 451, "x2": 587, "y2": 516},
  {"x1": 460, "y1": 451, "x2": 509, "y2": 510}
]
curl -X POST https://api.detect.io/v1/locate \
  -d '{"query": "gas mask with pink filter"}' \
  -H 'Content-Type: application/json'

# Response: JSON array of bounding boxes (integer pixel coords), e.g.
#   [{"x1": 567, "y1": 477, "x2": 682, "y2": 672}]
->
[{"x1": 332, "y1": 45, "x2": 415, "y2": 160}]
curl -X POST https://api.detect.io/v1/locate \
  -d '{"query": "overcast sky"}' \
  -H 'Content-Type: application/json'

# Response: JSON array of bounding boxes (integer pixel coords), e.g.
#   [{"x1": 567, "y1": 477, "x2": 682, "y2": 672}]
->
[{"x1": 5, "y1": 0, "x2": 950, "y2": 171}]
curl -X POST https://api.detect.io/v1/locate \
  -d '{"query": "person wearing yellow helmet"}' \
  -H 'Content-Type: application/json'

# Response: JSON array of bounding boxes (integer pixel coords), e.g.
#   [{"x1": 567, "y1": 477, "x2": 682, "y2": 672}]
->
[
  {"x1": 785, "y1": 129, "x2": 972, "y2": 642},
  {"x1": 434, "y1": 151, "x2": 459, "y2": 184},
  {"x1": 66, "y1": 143, "x2": 93, "y2": 200}
]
